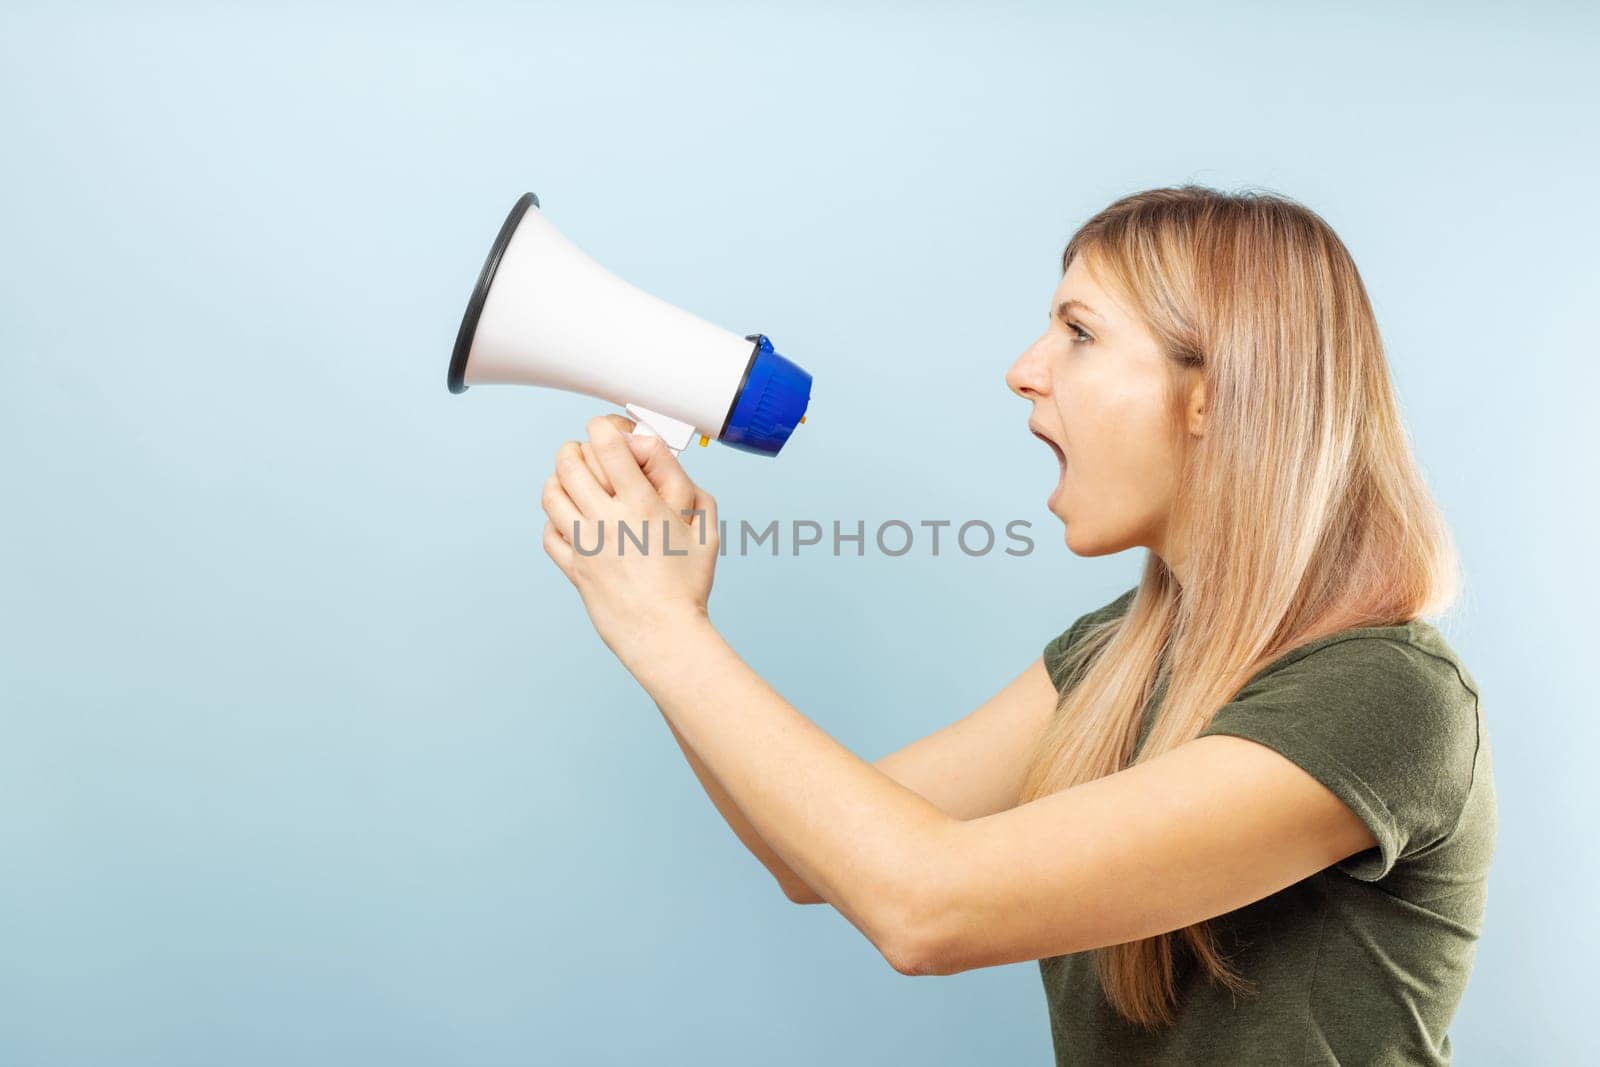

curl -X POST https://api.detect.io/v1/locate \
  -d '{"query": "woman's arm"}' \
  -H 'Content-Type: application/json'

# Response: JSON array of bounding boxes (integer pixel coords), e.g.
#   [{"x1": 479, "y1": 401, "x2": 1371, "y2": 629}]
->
[
  {"x1": 657, "y1": 704, "x2": 817, "y2": 902},
  {"x1": 542, "y1": 418, "x2": 1378, "y2": 976},
  {"x1": 559, "y1": 416, "x2": 1057, "y2": 907},
  {"x1": 916, "y1": 732, "x2": 1379, "y2": 974},
  {"x1": 660, "y1": 657, "x2": 1061, "y2": 905},
  {"x1": 623, "y1": 621, "x2": 1376, "y2": 976},
  {"x1": 615, "y1": 617, "x2": 957, "y2": 971}
]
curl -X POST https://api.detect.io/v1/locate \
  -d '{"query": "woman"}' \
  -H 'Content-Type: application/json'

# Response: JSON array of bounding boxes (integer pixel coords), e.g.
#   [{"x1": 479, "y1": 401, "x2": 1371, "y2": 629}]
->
[{"x1": 538, "y1": 185, "x2": 1496, "y2": 1064}]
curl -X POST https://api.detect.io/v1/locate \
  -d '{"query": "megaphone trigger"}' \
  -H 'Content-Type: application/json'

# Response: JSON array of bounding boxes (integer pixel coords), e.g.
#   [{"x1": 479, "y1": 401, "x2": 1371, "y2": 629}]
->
[{"x1": 624, "y1": 403, "x2": 697, "y2": 458}]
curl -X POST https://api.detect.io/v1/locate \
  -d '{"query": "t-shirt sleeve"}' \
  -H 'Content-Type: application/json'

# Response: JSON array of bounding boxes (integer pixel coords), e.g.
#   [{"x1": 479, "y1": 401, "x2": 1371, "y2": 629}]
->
[
  {"x1": 1042, "y1": 618, "x2": 1090, "y2": 693},
  {"x1": 1042, "y1": 587, "x2": 1137, "y2": 694},
  {"x1": 1197, "y1": 636, "x2": 1482, "y2": 882}
]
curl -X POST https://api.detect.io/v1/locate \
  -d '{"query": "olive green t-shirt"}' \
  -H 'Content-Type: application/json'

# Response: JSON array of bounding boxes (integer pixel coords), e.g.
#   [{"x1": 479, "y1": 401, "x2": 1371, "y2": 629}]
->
[{"x1": 1037, "y1": 586, "x2": 1496, "y2": 1065}]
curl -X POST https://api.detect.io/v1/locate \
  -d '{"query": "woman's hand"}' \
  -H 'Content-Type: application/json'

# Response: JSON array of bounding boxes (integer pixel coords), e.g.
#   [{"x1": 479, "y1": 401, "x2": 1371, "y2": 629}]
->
[{"x1": 540, "y1": 414, "x2": 720, "y2": 658}]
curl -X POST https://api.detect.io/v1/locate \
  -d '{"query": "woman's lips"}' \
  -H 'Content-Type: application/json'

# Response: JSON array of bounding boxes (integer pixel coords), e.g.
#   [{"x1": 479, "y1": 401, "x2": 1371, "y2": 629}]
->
[
  {"x1": 1030, "y1": 425, "x2": 1067, "y2": 467},
  {"x1": 1030, "y1": 423, "x2": 1068, "y2": 511}
]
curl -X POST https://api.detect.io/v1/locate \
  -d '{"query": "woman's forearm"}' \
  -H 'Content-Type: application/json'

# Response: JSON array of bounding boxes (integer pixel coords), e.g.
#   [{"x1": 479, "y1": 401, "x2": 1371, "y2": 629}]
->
[
  {"x1": 656, "y1": 704, "x2": 823, "y2": 903},
  {"x1": 617, "y1": 616, "x2": 955, "y2": 961}
]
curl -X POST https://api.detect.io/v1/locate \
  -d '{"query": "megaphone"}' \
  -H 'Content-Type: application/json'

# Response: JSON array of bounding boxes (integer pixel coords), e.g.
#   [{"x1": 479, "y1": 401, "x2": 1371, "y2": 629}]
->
[{"x1": 448, "y1": 192, "x2": 813, "y2": 457}]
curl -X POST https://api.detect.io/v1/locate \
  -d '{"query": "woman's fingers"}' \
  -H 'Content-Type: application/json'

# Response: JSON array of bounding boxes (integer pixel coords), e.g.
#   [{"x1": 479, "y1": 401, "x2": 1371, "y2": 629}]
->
[
  {"x1": 558, "y1": 414, "x2": 641, "y2": 501},
  {"x1": 586, "y1": 416, "x2": 655, "y2": 500},
  {"x1": 627, "y1": 433, "x2": 698, "y2": 516},
  {"x1": 583, "y1": 414, "x2": 639, "y2": 494},
  {"x1": 541, "y1": 473, "x2": 584, "y2": 541},
  {"x1": 542, "y1": 519, "x2": 574, "y2": 578},
  {"x1": 554, "y1": 439, "x2": 610, "y2": 514},
  {"x1": 689, "y1": 483, "x2": 719, "y2": 550},
  {"x1": 579, "y1": 441, "x2": 612, "y2": 494},
  {"x1": 555, "y1": 411, "x2": 680, "y2": 520}
]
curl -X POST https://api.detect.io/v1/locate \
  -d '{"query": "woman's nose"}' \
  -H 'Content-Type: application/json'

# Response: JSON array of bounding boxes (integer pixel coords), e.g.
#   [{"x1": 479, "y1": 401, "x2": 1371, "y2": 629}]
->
[{"x1": 1006, "y1": 343, "x2": 1049, "y2": 400}]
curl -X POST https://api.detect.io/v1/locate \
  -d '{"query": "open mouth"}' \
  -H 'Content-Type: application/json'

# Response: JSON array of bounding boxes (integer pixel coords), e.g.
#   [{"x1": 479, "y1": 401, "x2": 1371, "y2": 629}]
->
[{"x1": 1030, "y1": 425, "x2": 1067, "y2": 467}]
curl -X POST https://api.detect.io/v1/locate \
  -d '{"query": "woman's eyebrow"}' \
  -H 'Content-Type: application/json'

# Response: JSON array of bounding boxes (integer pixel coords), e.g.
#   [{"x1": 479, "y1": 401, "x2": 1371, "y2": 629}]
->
[{"x1": 1056, "y1": 298, "x2": 1104, "y2": 324}]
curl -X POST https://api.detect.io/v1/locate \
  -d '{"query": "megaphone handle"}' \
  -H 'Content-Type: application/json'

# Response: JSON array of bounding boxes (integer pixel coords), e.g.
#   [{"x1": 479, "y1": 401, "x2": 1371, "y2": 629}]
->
[
  {"x1": 631, "y1": 421, "x2": 681, "y2": 458},
  {"x1": 624, "y1": 403, "x2": 696, "y2": 458}
]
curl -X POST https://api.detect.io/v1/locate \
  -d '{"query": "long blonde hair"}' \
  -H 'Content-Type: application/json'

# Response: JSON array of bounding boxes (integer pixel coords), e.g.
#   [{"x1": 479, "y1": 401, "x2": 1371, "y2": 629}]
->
[{"x1": 1017, "y1": 185, "x2": 1461, "y2": 1029}]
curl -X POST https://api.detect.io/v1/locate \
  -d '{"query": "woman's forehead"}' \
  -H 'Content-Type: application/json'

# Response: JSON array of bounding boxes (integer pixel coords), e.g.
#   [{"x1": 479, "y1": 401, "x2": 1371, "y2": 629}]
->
[{"x1": 1054, "y1": 258, "x2": 1119, "y2": 323}]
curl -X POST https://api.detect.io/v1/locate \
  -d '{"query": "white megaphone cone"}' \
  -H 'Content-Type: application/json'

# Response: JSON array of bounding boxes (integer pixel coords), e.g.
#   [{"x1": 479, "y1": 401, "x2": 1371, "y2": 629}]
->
[{"x1": 448, "y1": 193, "x2": 812, "y2": 457}]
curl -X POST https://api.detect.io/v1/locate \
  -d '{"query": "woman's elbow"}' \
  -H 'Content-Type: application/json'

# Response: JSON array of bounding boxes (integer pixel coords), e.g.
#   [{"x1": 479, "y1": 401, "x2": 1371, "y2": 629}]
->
[
  {"x1": 883, "y1": 924, "x2": 967, "y2": 976},
  {"x1": 779, "y1": 877, "x2": 825, "y2": 905},
  {"x1": 878, "y1": 887, "x2": 971, "y2": 976}
]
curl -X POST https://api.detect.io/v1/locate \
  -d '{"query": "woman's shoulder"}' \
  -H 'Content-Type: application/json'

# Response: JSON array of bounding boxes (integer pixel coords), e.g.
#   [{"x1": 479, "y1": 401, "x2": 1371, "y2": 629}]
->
[
  {"x1": 1048, "y1": 585, "x2": 1139, "y2": 649},
  {"x1": 1043, "y1": 586, "x2": 1482, "y2": 722},
  {"x1": 1247, "y1": 617, "x2": 1480, "y2": 712},
  {"x1": 1041, "y1": 585, "x2": 1138, "y2": 690},
  {"x1": 1206, "y1": 617, "x2": 1490, "y2": 882}
]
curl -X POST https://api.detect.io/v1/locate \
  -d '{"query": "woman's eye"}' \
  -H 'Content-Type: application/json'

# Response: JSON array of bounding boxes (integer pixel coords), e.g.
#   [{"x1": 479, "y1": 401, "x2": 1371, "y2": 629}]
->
[{"x1": 1067, "y1": 321, "x2": 1092, "y2": 343}]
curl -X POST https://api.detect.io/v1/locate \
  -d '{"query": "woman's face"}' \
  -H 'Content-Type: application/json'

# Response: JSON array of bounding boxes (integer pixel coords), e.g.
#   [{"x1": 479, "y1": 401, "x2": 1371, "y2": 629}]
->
[{"x1": 1005, "y1": 254, "x2": 1203, "y2": 571}]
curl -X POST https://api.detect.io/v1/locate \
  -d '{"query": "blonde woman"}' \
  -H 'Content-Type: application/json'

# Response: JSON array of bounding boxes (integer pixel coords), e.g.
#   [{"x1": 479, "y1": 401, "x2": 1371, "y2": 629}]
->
[{"x1": 538, "y1": 186, "x2": 1496, "y2": 1064}]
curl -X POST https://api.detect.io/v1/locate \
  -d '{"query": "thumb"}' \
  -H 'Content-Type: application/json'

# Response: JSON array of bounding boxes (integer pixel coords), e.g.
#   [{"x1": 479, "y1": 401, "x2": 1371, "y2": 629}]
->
[
  {"x1": 627, "y1": 433, "x2": 698, "y2": 515},
  {"x1": 690, "y1": 484, "x2": 718, "y2": 548}
]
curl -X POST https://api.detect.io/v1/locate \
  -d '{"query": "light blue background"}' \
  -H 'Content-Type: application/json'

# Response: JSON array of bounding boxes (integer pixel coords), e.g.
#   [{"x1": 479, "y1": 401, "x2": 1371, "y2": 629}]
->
[{"x1": 2, "y1": 2, "x2": 1595, "y2": 1063}]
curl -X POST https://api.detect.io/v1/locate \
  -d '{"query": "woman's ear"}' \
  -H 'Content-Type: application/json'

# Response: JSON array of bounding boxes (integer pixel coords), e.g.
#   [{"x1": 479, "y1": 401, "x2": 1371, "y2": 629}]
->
[{"x1": 1185, "y1": 376, "x2": 1208, "y2": 438}]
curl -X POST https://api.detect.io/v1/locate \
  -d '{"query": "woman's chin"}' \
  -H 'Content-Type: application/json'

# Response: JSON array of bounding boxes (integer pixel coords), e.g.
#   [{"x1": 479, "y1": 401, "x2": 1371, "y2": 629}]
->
[
  {"x1": 1047, "y1": 471, "x2": 1067, "y2": 515},
  {"x1": 1047, "y1": 500, "x2": 1076, "y2": 546},
  {"x1": 1062, "y1": 524, "x2": 1100, "y2": 557}
]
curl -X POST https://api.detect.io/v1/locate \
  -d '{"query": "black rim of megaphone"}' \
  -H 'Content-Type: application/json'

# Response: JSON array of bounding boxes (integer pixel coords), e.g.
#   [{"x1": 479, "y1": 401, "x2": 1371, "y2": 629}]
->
[{"x1": 449, "y1": 191, "x2": 541, "y2": 395}]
